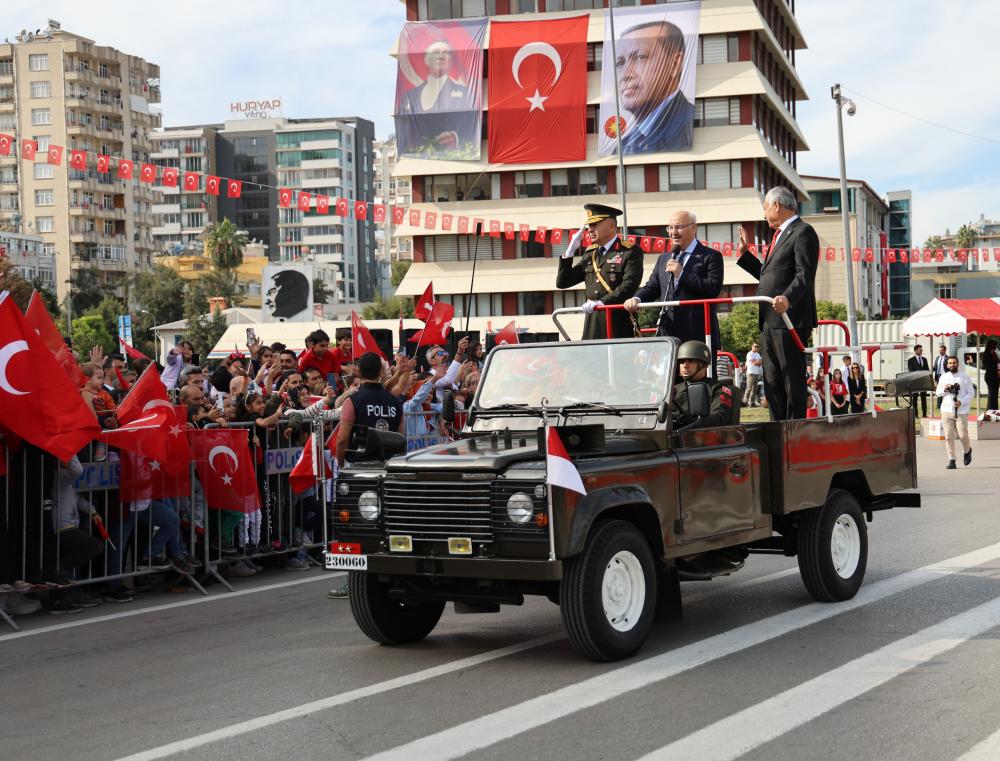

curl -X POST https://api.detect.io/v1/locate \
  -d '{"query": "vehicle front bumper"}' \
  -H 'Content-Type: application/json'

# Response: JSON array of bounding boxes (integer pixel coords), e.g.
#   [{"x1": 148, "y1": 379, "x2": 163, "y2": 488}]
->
[{"x1": 362, "y1": 554, "x2": 563, "y2": 581}]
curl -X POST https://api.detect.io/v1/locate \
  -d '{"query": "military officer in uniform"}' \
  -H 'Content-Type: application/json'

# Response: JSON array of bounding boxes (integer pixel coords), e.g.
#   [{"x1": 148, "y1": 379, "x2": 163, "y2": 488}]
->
[
  {"x1": 669, "y1": 340, "x2": 740, "y2": 429},
  {"x1": 556, "y1": 203, "x2": 643, "y2": 340}
]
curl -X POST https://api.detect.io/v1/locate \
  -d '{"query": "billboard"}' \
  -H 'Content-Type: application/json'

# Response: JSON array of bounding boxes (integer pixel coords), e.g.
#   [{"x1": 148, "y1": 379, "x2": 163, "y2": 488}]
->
[
  {"x1": 598, "y1": 2, "x2": 700, "y2": 156},
  {"x1": 394, "y1": 19, "x2": 487, "y2": 161},
  {"x1": 262, "y1": 264, "x2": 314, "y2": 323}
]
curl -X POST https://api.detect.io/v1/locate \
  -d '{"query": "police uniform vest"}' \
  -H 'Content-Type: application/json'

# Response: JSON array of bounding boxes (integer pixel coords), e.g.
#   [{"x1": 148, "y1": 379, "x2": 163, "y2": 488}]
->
[{"x1": 347, "y1": 382, "x2": 403, "y2": 462}]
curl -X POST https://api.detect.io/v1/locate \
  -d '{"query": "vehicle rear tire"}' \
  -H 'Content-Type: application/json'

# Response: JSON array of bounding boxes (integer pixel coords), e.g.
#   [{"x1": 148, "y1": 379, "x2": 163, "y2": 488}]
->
[
  {"x1": 561, "y1": 519, "x2": 657, "y2": 662},
  {"x1": 348, "y1": 572, "x2": 445, "y2": 645},
  {"x1": 797, "y1": 489, "x2": 868, "y2": 602}
]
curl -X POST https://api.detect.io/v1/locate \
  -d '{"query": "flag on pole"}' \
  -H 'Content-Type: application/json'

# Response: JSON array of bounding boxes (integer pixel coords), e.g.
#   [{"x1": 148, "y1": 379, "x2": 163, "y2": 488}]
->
[
  {"x1": 545, "y1": 426, "x2": 586, "y2": 495},
  {"x1": 414, "y1": 282, "x2": 435, "y2": 322},
  {"x1": 351, "y1": 311, "x2": 386, "y2": 360},
  {"x1": 494, "y1": 320, "x2": 519, "y2": 346},
  {"x1": 289, "y1": 433, "x2": 331, "y2": 494},
  {"x1": 118, "y1": 337, "x2": 150, "y2": 363},
  {"x1": 408, "y1": 301, "x2": 454, "y2": 347}
]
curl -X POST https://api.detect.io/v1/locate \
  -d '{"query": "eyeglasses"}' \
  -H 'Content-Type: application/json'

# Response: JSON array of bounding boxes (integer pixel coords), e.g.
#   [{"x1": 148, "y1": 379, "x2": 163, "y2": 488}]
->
[
  {"x1": 435, "y1": 351, "x2": 448, "y2": 358},
  {"x1": 665, "y1": 223, "x2": 694, "y2": 232}
]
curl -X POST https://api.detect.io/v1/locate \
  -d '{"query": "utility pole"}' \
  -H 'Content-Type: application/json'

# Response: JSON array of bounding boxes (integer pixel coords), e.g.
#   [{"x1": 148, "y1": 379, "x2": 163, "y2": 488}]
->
[{"x1": 832, "y1": 84, "x2": 859, "y2": 350}]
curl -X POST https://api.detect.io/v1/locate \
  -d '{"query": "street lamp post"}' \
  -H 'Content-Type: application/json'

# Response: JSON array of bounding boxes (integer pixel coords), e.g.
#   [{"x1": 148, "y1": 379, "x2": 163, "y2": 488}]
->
[{"x1": 832, "y1": 83, "x2": 858, "y2": 351}]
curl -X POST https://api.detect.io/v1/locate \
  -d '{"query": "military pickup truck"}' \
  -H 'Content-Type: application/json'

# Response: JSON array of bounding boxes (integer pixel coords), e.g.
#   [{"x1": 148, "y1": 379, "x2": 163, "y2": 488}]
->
[{"x1": 326, "y1": 337, "x2": 919, "y2": 662}]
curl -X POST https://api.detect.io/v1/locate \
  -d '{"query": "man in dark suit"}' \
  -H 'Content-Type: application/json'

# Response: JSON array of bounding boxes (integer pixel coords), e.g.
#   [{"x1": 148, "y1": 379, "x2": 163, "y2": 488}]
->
[
  {"x1": 736, "y1": 186, "x2": 819, "y2": 421},
  {"x1": 556, "y1": 203, "x2": 643, "y2": 340},
  {"x1": 616, "y1": 20, "x2": 694, "y2": 154},
  {"x1": 907, "y1": 344, "x2": 931, "y2": 418},
  {"x1": 932, "y1": 343, "x2": 949, "y2": 409},
  {"x1": 624, "y1": 210, "x2": 723, "y2": 352}
]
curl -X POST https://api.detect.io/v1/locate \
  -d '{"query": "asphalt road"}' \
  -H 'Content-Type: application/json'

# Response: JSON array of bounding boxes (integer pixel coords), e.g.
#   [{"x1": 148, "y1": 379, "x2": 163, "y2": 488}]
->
[{"x1": 4, "y1": 436, "x2": 1000, "y2": 761}]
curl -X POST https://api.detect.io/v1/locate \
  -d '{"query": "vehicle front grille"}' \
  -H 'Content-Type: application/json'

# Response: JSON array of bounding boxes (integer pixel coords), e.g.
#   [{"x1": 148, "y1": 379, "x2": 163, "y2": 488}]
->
[{"x1": 383, "y1": 480, "x2": 493, "y2": 542}]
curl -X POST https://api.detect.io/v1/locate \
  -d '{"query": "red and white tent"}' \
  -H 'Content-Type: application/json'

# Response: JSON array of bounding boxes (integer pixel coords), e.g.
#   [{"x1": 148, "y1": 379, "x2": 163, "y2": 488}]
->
[{"x1": 901, "y1": 298, "x2": 1000, "y2": 337}]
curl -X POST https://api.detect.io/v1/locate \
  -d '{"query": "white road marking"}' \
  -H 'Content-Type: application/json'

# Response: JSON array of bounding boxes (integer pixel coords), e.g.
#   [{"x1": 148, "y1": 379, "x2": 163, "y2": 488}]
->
[
  {"x1": 955, "y1": 727, "x2": 1000, "y2": 761},
  {"x1": 683, "y1": 567, "x2": 798, "y2": 604},
  {"x1": 638, "y1": 594, "x2": 1000, "y2": 761},
  {"x1": 359, "y1": 542, "x2": 1000, "y2": 761},
  {"x1": 0, "y1": 573, "x2": 338, "y2": 642},
  {"x1": 109, "y1": 632, "x2": 565, "y2": 761}
]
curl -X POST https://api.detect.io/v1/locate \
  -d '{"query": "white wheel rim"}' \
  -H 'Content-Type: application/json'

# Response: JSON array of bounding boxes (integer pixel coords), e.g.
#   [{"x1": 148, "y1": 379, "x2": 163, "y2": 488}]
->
[
  {"x1": 830, "y1": 514, "x2": 861, "y2": 579},
  {"x1": 602, "y1": 550, "x2": 646, "y2": 632}
]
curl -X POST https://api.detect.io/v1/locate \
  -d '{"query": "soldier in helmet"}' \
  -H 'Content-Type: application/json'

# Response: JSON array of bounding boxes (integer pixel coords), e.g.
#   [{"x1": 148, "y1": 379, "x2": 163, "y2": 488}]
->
[
  {"x1": 556, "y1": 203, "x2": 643, "y2": 340},
  {"x1": 669, "y1": 340, "x2": 740, "y2": 429}
]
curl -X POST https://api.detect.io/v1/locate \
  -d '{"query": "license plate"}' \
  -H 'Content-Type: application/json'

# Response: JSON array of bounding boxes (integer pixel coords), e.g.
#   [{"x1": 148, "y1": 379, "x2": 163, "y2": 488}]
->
[{"x1": 325, "y1": 552, "x2": 368, "y2": 571}]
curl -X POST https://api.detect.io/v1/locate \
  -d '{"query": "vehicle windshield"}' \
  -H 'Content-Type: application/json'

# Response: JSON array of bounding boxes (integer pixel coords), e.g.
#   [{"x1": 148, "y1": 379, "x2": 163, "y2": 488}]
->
[{"x1": 471, "y1": 338, "x2": 674, "y2": 431}]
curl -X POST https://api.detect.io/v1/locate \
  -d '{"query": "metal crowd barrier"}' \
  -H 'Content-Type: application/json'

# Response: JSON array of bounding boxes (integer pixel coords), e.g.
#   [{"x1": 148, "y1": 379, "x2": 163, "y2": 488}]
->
[{"x1": 0, "y1": 416, "x2": 330, "y2": 629}]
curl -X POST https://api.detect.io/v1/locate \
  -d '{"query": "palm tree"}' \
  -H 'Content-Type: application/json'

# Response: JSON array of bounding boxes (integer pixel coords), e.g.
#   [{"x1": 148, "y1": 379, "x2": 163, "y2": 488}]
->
[
  {"x1": 203, "y1": 218, "x2": 247, "y2": 271},
  {"x1": 955, "y1": 224, "x2": 977, "y2": 251}
]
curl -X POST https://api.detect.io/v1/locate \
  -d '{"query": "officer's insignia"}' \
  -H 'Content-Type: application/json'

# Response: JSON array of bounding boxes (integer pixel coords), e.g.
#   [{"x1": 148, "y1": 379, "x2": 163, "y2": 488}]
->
[
  {"x1": 375, "y1": 420, "x2": 390, "y2": 431},
  {"x1": 608, "y1": 254, "x2": 623, "y2": 265},
  {"x1": 720, "y1": 386, "x2": 733, "y2": 407}
]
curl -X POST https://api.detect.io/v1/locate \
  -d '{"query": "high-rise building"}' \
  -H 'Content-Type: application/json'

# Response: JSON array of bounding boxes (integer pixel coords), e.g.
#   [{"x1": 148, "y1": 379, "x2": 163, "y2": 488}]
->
[
  {"x1": 0, "y1": 21, "x2": 162, "y2": 302},
  {"x1": 0, "y1": 229, "x2": 54, "y2": 291},
  {"x1": 886, "y1": 189, "x2": 911, "y2": 316},
  {"x1": 374, "y1": 136, "x2": 413, "y2": 263},
  {"x1": 393, "y1": 0, "x2": 808, "y2": 325},
  {"x1": 150, "y1": 116, "x2": 377, "y2": 303}
]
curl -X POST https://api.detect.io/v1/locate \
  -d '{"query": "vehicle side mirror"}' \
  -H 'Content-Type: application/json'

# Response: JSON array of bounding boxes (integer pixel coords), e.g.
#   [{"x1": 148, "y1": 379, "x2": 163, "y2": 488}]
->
[
  {"x1": 657, "y1": 398, "x2": 669, "y2": 424},
  {"x1": 686, "y1": 382, "x2": 711, "y2": 418},
  {"x1": 364, "y1": 428, "x2": 406, "y2": 460},
  {"x1": 441, "y1": 390, "x2": 456, "y2": 423}
]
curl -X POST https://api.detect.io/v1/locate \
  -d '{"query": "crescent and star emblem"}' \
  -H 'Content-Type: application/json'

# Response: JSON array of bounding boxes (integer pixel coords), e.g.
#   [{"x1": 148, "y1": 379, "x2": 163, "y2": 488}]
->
[
  {"x1": 208, "y1": 445, "x2": 239, "y2": 485},
  {"x1": 511, "y1": 41, "x2": 562, "y2": 112},
  {"x1": 0, "y1": 340, "x2": 30, "y2": 396},
  {"x1": 143, "y1": 399, "x2": 174, "y2": 412}
]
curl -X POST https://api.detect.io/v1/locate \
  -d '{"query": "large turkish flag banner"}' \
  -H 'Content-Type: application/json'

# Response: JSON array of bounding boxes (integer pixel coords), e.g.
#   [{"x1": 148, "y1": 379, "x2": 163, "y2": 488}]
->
[{"x1": 487, "y1": 15, "x2": 588, "y2": 164}]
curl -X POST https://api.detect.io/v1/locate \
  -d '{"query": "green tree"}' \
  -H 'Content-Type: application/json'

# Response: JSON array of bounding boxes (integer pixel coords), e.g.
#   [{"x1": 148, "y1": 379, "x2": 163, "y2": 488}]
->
[
  {"x1": 0, "y1": 257, "x2": 35, "y2": 311},
  {"x1": 924, "y1": 235, "x2": 946, "y2": 250},
  {"x1": 718, "y1": 303, "x2": 760, "y2": 358},
  {"x1": 66, "y1": 266, "x2": 104, "y2": 315},
  {"x1": 313, "y1": 278, "x2": 334, "y2": 305},
  {"x1": 362, "y1": 294, "x2": 415, "y2": 321},
  {"x1": 185, "y1": 309, "x2": 229, "y2": 360},
  {"x1": 816, "y1": 300, "x2": 848, "y2": 321},
  {"x1": 71, "y1": 314, "x2": 115, "y2": 357},
  {"x1": 184, "y1": 269, "x2": 239, "y2": 315},
  {"x1": 955, "y1": 224, "x2": 977, "y2": 250},
  {"x1": 203, "y1": 218, "x2": 247, "y2": 271},
  {"x1": 133, "y1": 265, "x2": 186, "y2": 326},
  {"x1": 391, "y1": 259, "x2": 412, "y2": 288}
]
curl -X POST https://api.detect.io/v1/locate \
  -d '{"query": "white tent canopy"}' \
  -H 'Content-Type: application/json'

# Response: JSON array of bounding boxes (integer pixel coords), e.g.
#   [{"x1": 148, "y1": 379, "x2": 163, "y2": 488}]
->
[{"x1": 901, "y1": 297, "x2": 1000, "y2": 337}]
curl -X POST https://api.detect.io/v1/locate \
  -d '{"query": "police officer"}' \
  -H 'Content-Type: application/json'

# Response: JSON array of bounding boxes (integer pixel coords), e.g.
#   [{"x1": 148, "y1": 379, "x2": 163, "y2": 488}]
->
[
  {"x1": 335, "y1": 352, "x2": 405, "y2": 466},
  {"x1": 556, "y1": 203, "x2": 643, "y2": 340},
  {"x1": 669, "y1": 340, "x2": 740, "y2": 429}
]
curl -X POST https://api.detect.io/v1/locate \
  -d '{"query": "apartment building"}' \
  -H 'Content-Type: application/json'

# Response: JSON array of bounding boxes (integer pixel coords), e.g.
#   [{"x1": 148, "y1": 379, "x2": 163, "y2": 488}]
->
[
  {"x1": 374, "y1": 135, "x2": 413, "y2": 262},
  {"x1": 0, "y1": 21, "x2": 162, "y2": 301},
  {"x1": 0, "y1": 229, "x2": 55, "y2": 291},
  {"x1": 393, "y1": 0, "x2": 808, "y2": 324},
  {"x1": 886, "y1": 189, "x2": 911, "y2": 316},
  {"x1": 151, "y1": 116, "x2": 377, "y2": 304},
  {"x1": 910, "y1": 214, "x2": 1000, "y2": 311}
]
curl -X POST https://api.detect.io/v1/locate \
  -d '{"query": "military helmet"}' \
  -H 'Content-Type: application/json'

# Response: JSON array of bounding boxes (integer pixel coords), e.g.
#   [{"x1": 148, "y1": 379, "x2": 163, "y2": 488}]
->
[{"x1": 677, "y1": 340, "x2": 712, "y2": 365}]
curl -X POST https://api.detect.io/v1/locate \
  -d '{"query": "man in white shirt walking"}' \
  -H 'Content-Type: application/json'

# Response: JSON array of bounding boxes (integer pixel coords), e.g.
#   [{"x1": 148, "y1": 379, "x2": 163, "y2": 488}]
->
[
  {"x1": 935, "y1": 355, "x2": 974, "y2": 469},
  {"x1": 743, "y1": 342, "x2": 763, "y2": 407}
]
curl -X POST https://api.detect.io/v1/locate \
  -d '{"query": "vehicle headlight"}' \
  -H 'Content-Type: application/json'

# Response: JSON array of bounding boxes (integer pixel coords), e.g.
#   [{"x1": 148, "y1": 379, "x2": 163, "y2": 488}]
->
[
  {"x1": 358, "y1": 490, "x2": 380, "y2": 521},
  {"x1": 506, "y1": 492, "x2": 533, "y2": 524}
]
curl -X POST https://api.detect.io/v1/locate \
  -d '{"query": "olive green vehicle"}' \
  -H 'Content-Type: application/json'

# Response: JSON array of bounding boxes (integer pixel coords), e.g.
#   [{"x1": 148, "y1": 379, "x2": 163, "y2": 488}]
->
[{"x1": 326, "y1": 337, "x2": 919, "y2": 662}]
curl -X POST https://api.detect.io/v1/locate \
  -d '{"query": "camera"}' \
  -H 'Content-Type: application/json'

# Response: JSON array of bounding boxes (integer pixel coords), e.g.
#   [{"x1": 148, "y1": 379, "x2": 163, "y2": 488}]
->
[{"x1": 946, "y1": 384, "x2": 961, "y2": 396}]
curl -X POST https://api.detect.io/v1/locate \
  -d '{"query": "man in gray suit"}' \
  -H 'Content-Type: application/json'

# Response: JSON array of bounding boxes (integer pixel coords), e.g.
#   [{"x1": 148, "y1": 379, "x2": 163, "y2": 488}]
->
[{"x1": 736, "y1": 186, "x2": 819, "y2": 421}]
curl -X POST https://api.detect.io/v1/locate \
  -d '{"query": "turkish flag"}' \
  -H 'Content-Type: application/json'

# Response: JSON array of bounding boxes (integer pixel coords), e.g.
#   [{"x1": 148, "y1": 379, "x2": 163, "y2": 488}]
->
[
  {"x1": 278, "y1": 188, "x2": 293, "y2": 207},
  {"x1": 0, "y1": 295, "x2": 100, "y2": 460},
  {"x1": 21, "y1": 140, "x2": 38, "y2": 160},
  {"x1": 325, "y1": 422, "x2": 340, "y2": 461},
  {"x1": 503, "y1": 222, "x2": 515, "y2": 239},
  {"x1": 372, "y1": 204, "x2": 386, "y2": 223},
  {"x1": 408, "y1": 209, "x2": 422, "y2": 227},
  {"x1": 519, "y1": 224, "x2": 530, "y2": 242},
  {"x1": 354, "y1": 200, "x2": 368, "y2": 220},
  {"x1": 336, "y1": 197, "x2": 350, "y2": 216},
  {"x1": 118, "y1": 337, "x2": 150, "y2": 363},
  {"x1": 441, "y1": 213, "x2": 453, "y2": 231},
  {"x1": 183, "y1": 172, "x2": 199, "y2": 192},
  {"x1": 115, "y1": 363, "x2": 170, "y2": 425},
  {"x1": 316, "y1": 195, "x2": 330, "y2": 214},
  {"x1": 189, "y1": 428, "x2": 258, "y2": 513},
  {"x1": 653, "y1": 237, "x2": 667, "y2": 253},
  {"x1": 226, "y1": 179, "x2": 242, "y2": 198},
  {"x1": 487, "y1": 16, "x2": 588, "y2": 163},
  {"x1": 391, "y1": 206, "x2": 406, "y2": 224},
  {"x1": 97, "y1": 155, "x2": 111, "y2": 173},
  {"x1": 47, "y1": 145, "x2": 64, "y2": 166},
  {"x1": 289, "y1": 433, "x2": 331, "y2": 495},
  {"x1": 535, "y1": 226, "x2": 548, "y2": 243},
  {"x1": 640, "y1": 236, "x2": 652, "y2": 253},
  {"x1": 414, "y1": 282, "x2": 435, "y2": 322},
  {"x1": 489, "y1": 220, "x2": 501, "y2": 237},
  {"x1": 69, "y1": 149, "x2": 87, "y2": 171},
  {"x1": 298, "y1": 191, "x2": 312, "y2": 211},
  {"x1": 162, "y1": 167, "x2": 179, "y2": 187},
  {"x1": 100, "y1": 407, "x2": 172, "y2": 461},
  {"x1": 351, "y1": 311, "x2": 386, "y2": 360},
  {"x1": 494, "y1": 320, "x2": 519, "y2": 346},
  {"x1": 140, "y1": 163, "x2": 157, "y2": 183},
  {"x1": 551, "y1": 229, "x2": 564, "y2": 245},
  {"x1": 25, "y1": 291, "x2": 86, "y2": 388},
  {"x1": 206, "y1": 176, "x2": 221, "y2": 196},
  {"x1": 424, "y1": 212, "x2": 437, "y2": 230},
  {"x1": 117, "y1": 159, "x2": 134, "y2": 180},
  {"x1": 118, "y1": 404, "x2": 192, "y2": 501},
  {"x1": 0, "y1": 133, "x2": 12, "y2": 155},
  {"x1": 457, "y1": 216, "x2": 469, "y2": 234},
  {"x1": 409, "y1": 301, "x2": 454, "y2": 347}
]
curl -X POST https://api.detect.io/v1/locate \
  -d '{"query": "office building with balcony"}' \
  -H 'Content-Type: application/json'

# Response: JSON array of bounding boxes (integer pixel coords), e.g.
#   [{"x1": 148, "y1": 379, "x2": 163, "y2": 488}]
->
[
  {"x1": 149, "y1": 126, "x2": 219, "y2": 251},
  {"x1": 393, "y1": 0, "x2": 808, "y2": 328},
  {"x1": 886, "y1": 189, "x2": 911, "y2": 316},
  {"x1": 0, "y1": 21, "x2": 162, "y2": 301}
]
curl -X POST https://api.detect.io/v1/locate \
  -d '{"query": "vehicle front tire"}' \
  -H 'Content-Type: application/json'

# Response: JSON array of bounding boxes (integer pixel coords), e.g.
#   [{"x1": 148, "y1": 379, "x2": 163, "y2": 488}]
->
[
  {"x1": 797, "y1": 489, "x2": 868, "y2": 602},
  {"x1": 561, "y1": 519, "x2": 658, "y2": 662},
  {"x1": 348, "y1": 572, "x2": 445, "y2": 645}
]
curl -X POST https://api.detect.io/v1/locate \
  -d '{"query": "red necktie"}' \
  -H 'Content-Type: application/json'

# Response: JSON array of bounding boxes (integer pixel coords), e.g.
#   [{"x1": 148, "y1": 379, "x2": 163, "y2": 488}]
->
[{"x1": 768, "y1": 229, "x2": 780, "y2": 258}]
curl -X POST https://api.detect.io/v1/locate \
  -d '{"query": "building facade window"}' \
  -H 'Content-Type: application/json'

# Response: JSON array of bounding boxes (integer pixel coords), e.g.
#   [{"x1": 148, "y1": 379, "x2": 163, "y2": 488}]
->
[
  {"x1": 36, "y1": 216, "x2": 54, "y2": 233},
  {"x1": 514, "y1": 170, "x2": 543, "y2": 198},
  {"x1": 934, "y1": 283, "x2": 956, "y2": 300},
  {"x1": 28, "y1": 54, "x2": 48, "y2": 71},
  {"x1": 31, "y1": 108, "x2": 51, "y2": 126},
  {"x1": 34, "y1": 189, "x2": 54, "y2": 206},
  {"x1": 29, "y1": 81, "x2": 51, "y2": 98},
  {"x1": 33, "y1": 163, "x2": 54, "y2": 180}
]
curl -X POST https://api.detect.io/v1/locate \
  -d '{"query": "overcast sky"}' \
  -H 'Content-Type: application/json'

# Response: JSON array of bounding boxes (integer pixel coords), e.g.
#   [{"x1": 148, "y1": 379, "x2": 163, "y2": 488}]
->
[{"x1": 7, "y1": 0, "x2": 999, "y2": 244}]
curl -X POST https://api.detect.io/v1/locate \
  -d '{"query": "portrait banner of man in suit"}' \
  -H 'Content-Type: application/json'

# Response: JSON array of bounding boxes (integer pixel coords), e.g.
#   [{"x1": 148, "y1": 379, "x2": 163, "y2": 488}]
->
[
  {"x1": 598, "y1": 1, "x2": 700, "y2": 157},
  {"x1": 394, "y1": 19, "x2": 486, "y2": 161}
]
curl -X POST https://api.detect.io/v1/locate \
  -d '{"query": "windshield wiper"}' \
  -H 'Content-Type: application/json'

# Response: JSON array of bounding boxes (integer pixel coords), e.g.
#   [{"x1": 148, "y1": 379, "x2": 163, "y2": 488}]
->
[
  {"x1": 480, "y1": 402, "x2": 531, "y2": 411},
  {"x1": 559, "y1": 401, "x2": 622, "y2": 417}
]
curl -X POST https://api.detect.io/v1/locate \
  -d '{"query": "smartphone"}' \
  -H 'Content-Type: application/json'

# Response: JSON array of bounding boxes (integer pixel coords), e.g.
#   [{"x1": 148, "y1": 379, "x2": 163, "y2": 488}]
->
[
  {"x1": 246, "y1": 327, "x2": 257, "y2": 346},
  {"x1": 326, "y1": 372, "x2": 338, "y2": 388}
]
